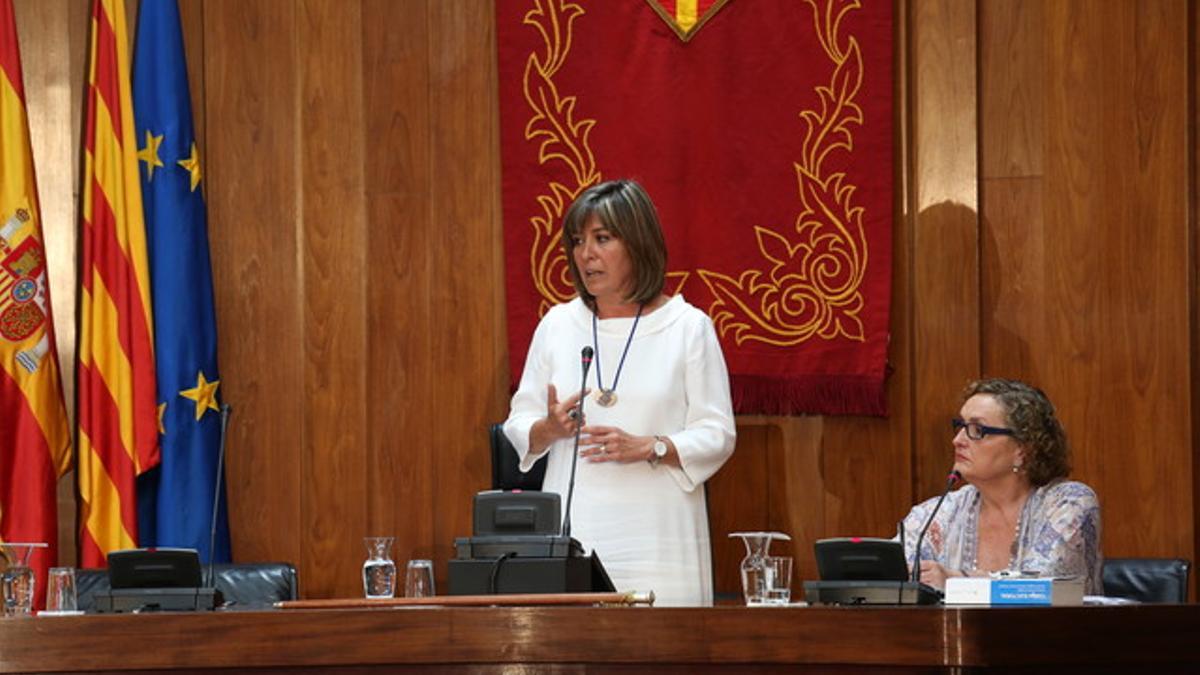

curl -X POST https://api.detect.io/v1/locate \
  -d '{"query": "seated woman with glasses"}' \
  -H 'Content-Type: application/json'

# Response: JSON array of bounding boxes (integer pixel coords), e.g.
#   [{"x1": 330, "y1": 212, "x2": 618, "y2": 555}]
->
[{"x1": 899, "y1": 378, "x2": 1102, "y2": 593}]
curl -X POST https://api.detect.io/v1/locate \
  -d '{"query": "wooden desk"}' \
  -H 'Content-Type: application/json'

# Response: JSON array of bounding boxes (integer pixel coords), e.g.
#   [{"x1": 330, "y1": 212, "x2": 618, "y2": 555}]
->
[{"x1": 2, "y1": 604, "x2": 1198, "y2": 673}]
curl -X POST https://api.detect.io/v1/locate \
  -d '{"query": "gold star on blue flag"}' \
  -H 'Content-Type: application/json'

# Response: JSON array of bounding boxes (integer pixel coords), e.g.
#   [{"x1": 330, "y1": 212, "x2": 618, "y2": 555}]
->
[
  {"x1": 180, "y1": 371, "x2": 220, "y2": 421},
  {"x1": 138, "y1": 130, "x2": 165, "y2": 180},
  {"x1": 177, "y1": 141, "x2": 201, "y2": 191}
]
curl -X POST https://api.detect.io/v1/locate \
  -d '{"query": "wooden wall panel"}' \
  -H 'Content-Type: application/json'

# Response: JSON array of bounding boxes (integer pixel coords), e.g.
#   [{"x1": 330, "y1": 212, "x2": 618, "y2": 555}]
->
[
  {"x1": 296, "y1": 0, "x2": 370, "y2": 600},
  {"x1": 977, "y1": 0, "x2": 1047, "y2": 382},
  {"x1": 766, "y1": 419, "x2": 825, "y2": 586},
  {"x1": 707, "y1": 424, "x2": 768, "y2": 598},
  {"x1": 979, "y1": 0, "x2": 1044, "y2": 180},
  {"x1": 1190, "y1": 0, "x2": 1200, "y2": 576},
  {"x1": 204, "y1": 0, "x2": 304, "y2": 576},
  {"x1": 1192, "y1": 0, "x2": 1200, "y2": 581},
  {"x1": 425, "y1": 0, "x2": 506, "y2": 580},
  {"x1": 821, "y1": 390, "x2": 912, "y2": 542},
  {"x1": 909, "y1": 0, "x2": 981, "y2": 500},
  {"x1": 360, "y1": 0, "x2": 434, "y2": 565},
  {"x1": 981, "y1": 0, "x2": 1194, "y2": 569}
]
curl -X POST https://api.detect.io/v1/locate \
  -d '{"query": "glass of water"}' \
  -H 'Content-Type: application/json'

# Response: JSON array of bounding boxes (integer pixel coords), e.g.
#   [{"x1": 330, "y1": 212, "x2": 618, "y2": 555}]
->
[
  {"x1": 763, "y1": 556, "x2": 793, "y2": 605},
  {"x1": 362, "y1": 537, "x2": 396, "y2": 599},
  {"x1": 405, "y1": 559, "x2": 435, "y2": 598},
  {"x1": 45, "y1": 567, "x2": 79, "y2": 614}
]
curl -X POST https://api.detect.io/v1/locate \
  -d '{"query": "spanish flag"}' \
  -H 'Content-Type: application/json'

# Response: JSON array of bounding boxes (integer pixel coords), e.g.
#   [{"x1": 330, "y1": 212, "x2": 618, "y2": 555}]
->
[
  {"x1": 1, "y1": 0, "x2": 72, "y2": 607},
  {"x1": 77, "y1": 0, "x2": 160, "y2": 567}
]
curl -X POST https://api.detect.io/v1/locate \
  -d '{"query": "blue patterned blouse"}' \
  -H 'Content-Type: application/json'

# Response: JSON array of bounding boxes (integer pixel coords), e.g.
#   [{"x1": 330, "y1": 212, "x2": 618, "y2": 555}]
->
[{"x1": 899, "y1": 480, "x2": 1103, "y2": 595}]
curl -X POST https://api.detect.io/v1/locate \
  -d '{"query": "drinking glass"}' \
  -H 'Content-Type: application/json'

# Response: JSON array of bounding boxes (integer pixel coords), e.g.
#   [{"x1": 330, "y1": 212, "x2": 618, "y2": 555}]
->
[
  {"x1": 45, "y1": 567, "x2": 78, "y2": 614},
  {"x1": 763, "y1": 556, "x2": 793, "y2": 605},
  {"x1": 362, "y1": 537, "x2": 396, "y2": 599},
  {"x1": 405, "y1": 559, "x2": 435, "y2": 598}
]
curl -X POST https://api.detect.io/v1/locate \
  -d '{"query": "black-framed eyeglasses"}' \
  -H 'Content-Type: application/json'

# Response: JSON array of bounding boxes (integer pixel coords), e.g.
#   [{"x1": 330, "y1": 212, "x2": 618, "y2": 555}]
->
[{"x1": 951, "y1": 417, "x2": 1015, "y2": 441}]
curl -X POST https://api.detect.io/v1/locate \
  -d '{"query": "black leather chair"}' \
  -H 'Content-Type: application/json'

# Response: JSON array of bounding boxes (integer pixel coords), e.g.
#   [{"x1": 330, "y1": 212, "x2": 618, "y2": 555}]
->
[
  {"x1": 1102, "y1": 557, "x2": 1190, "y2": 603},
  {"x1": 76, "y1": 562, "x2": 299, "y2": 611},
  {"x1": 491, "y1": 422, "x2": 546, "y2": 490}
]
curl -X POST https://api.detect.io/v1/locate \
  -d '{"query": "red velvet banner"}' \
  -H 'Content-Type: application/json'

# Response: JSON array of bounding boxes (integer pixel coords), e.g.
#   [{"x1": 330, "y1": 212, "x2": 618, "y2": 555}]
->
[{"x1": 498, "y1": 0, "x2": 893, "y2": 415}]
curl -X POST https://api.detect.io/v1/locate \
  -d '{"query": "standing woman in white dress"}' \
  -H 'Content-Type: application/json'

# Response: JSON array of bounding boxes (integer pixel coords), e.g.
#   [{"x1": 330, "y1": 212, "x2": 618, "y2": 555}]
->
[{"x1": 504, "y1": 179, "x2": 737, "y2": 606}]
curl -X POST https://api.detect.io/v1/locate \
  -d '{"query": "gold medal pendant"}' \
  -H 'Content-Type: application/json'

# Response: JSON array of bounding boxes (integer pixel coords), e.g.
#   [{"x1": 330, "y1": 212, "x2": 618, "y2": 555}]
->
[
  {"x1": 594, "y1": 389, "x2": 618, "y2": 407},
  {"x1": 591, "y1": 305, "x2": 643, "y2": 412}
]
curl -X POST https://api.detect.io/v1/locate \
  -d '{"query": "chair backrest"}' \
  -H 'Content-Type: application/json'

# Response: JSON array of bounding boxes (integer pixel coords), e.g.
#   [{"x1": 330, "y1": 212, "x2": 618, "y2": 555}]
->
[
  {"x1": 76, "y1": 562, "x2": 299, "y2": 611},
  {"x1": 1102, "y1": 557, "x2": 1190, "y2": 603},
  {"x1": 491, "y1": 422, "x2": 546, "y2": 491}
]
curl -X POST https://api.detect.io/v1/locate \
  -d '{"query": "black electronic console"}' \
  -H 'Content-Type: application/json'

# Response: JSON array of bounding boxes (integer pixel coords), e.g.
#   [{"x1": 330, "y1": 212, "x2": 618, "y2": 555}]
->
[
  {"x1": 471, "y1": 490, "x2": 563, "y2": 537},
  {"x1": 803, "y1": 537, "x2": 942, "y2": 606},
  {"x1": 93, "y1": 548, "x2": 221, "y2": 613},
  {"x1": 803, "y1": 579, "x2": 941, "y2": 606},
  {"x1": 448, "y1": 490, "x2": 614, "y2": 595},
  {"x1": 454, "y1": 533, "x2": 583, "y2": 559}
]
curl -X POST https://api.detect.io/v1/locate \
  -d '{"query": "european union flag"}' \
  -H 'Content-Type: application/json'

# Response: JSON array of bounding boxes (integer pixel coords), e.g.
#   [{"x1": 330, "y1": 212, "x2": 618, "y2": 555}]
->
[{"x1": 133, "y1": 0, "x2": 230, "y2": 563}]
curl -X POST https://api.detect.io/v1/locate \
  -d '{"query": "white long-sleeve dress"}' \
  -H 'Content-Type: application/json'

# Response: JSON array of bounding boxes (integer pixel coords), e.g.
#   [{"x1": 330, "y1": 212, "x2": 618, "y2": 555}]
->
[{"x1": 504, "y1": 294, "x2": 736, "y2": 606}]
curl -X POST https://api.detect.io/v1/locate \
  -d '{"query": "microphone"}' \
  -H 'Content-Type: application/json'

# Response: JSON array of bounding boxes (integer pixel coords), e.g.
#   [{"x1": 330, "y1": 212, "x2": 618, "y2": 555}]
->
[
  {"x1": 206, "y1": 404, "x2": 232, "y2": 591},
  {"x1": 911, "y1": 469, "x2": 961, "y2": 584},
  {"x1": 561, "y1": 346, "x2": 593, "y2": 539}
]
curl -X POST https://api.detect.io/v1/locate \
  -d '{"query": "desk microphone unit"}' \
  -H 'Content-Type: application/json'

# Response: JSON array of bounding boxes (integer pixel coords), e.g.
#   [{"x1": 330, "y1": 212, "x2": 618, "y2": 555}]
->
[
  {"x1": 447, "y1": 490, "x2": 614, "y2": 595},
  {"x1": 803, "y1": 538, "x2": 941, "y2": 606},
  {"x1": 93, "y1": 548, "x2": 220, "y2": 613}
]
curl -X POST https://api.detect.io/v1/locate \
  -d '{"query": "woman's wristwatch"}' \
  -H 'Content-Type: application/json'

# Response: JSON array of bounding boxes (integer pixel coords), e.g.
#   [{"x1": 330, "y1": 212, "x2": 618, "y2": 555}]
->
[{"x1": 648, "y1": 435, "x2": 668, "y2": 467}]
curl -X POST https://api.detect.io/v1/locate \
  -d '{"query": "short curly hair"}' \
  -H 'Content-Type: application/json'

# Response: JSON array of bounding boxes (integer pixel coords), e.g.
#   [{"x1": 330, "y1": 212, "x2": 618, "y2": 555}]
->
[{"x1": 962, "y1": 378, "x2": 1070, "y2": 486}]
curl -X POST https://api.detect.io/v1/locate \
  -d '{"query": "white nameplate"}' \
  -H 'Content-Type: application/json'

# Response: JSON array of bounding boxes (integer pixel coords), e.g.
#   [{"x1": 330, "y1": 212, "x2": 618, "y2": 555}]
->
[{"x1": 944, "y1": 576, "x2": 1084, "y2": 606}]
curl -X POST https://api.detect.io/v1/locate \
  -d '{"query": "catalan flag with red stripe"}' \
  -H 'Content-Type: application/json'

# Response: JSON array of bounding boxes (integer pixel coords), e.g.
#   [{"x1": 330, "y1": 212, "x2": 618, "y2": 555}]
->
[
  {"x1": 77, "y1": 0, "x2": 160, "y2": 567},
  {"x1": 1, "y1": 0, "x2": 72, "y2": 609}
]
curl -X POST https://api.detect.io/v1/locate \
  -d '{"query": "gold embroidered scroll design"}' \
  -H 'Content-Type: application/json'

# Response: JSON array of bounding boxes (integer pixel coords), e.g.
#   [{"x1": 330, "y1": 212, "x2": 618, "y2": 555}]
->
[
  {"x1": 697, "y1": 0, "x2": 869, "y2": 346},
  {"x1": 521, "y1": 0, "x2": 600, "y2": 317}
]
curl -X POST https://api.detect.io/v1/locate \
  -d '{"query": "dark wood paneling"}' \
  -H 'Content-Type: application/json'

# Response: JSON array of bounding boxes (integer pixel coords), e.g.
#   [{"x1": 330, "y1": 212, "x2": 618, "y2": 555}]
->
[
  {"x1": 766, "y1": 418, "x2": 824, "y2": 585},
  {"x1": 909, "y1": 0, "x2": 981, "y2": 501},
  {"x1": 711, "y1": 418, "x2": 823, "y2": 597},
  {"x1": 979, "y1": 0, "x2": 1047, "y2": 378},
  {"x1": 204, "y1": 0, "x2": 304, "y2": 573},
  {"x1": 1192, "y1": 0, "x2": 1200, "y2": 586},
  {"x1": 979, "y1": 178, "x2": 1046, "y2": 377},
  {"x1": 707, "y1": 423, "x2": 768, "y2": 597},
  {"x1": 425, "y1": 0, "x2": 505, "y2": 581},
  {"x1": 979, "y1": 0, "x2": 1044, "y2": 180},
  {"x1": 360, "y1": 0, "x2": 434, "y2": 566},
  {"x1": 296, "y1": 0, "x2": 370, "y2": 599},
  {"x1": 981, "y1": 0, "x2": 1193, "y2": 567}
]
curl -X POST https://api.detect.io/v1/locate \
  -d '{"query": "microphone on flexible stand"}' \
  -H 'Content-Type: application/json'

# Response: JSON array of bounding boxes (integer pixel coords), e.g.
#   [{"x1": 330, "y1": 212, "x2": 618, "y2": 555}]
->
[
  {"x1": 206, "y1": 403, "x2": 233, "y2": 591},
  {"x1": 911, "y1": 470, "x2": 961, "y2": 585},
  {"x1": 561, "y1": 346, "x2": 593, "y2": 539}
]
